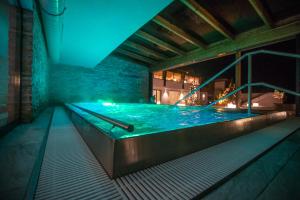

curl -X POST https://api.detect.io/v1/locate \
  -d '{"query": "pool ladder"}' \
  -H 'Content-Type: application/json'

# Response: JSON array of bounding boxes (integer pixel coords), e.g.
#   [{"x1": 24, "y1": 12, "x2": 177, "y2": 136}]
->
[{"x1": 175, "y1": 50, "x2": 300, "y2": 114}]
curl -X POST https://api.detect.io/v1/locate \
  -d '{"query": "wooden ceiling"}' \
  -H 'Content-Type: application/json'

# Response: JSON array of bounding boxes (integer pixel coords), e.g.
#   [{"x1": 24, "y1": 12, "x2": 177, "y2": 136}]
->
[{"x1": 112, "y1": 0, "x2": 300, "y2": 71}]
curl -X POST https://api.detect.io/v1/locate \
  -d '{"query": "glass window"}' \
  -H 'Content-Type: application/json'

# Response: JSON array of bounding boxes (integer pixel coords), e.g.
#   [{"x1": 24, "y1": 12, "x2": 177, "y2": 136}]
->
[
  {"x1": 153, "y1": 71, "x2": 163, "y2": 79},
  {"x1": 185, "y1": 75, "x2": 194, "y2": 84},
  {"x1": 194, "y1": 77, "x2": 200, "y2": 85},
  {"x1": 152, "y1": 90, "x2": 161, "y2": 104},
  {"x1": 173, "y1": 73, "x2": 181, "y2": 82},
  {"x1": 166, "y1": 71, "x2": 173, "y2": 81}
]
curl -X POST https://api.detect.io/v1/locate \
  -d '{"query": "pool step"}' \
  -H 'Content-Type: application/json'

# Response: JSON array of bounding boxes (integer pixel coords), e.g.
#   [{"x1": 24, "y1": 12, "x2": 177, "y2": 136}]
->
[
  {"x1": 34, "y1": 107, "x2": 300, "y2": 199},
  {"x1": 34, "y1": 107, "x2": 124, "y2": 200}
]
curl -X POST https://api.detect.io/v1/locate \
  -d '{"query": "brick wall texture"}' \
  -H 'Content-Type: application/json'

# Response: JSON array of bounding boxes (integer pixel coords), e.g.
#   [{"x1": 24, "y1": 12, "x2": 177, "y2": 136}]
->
[{"x1": 49, "y1": 55, "x2": 149, "y2": 104}]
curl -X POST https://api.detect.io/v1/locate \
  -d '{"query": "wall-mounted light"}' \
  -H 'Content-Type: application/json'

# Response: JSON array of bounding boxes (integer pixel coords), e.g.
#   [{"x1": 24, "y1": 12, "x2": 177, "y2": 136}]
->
[
  {"x1": 202, "y1": 93, "x2": 206, "y2": 100},
  {"x1": 179, "y1": 92, "x2": 184, "y2": 100},
  {"x1": 162, "y1": 89, "x2": 168, "y2": 100}
]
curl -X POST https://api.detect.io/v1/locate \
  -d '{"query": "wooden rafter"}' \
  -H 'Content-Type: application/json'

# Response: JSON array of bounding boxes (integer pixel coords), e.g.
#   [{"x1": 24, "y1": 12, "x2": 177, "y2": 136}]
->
[
  {"x1": 179, "y1": 0, "x2": 234, "y2": 39},
  {"x1": 248, "y1": 0, "x2": 273, "y2": 28},
  {"x1": 123, "y1": 41, "x2": 168, "y2": 60},
  {"x1": 135, "y1": 30, "x2": 185, "y2": 55},
  {"x1": 153, "y1": 16, "x2": 206, "y2": 48},
  {"x1": 151, "y1": 21, "x2": 300, "y2": 71},
  {"x1": 116, "y1": 48, "x2": 156, "y2": 64}
]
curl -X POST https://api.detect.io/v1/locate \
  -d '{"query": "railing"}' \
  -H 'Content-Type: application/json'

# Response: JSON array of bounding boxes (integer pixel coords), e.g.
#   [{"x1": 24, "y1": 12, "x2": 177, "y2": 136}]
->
[
  {"x1": 175, "y1": 50, "x2": 300, "y2": 114},
  {"x1": 71, "y1": 104, "x2": 134, "y2": 132},
  {"x1": 201, "y1": 82, "x2": 300, "y2": 111}
]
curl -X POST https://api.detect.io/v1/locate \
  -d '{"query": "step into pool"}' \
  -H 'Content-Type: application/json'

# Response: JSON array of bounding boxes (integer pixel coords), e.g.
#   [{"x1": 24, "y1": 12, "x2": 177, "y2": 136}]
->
[{"x1": 65, "y1": 102, "x2": 291, "y2": 178}]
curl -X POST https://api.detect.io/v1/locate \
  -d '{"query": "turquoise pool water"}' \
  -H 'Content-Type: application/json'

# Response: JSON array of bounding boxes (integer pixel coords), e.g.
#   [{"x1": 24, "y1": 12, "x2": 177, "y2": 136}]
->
[{"x1": 68, "y1": 102, "x2": 256, "y2": 139}]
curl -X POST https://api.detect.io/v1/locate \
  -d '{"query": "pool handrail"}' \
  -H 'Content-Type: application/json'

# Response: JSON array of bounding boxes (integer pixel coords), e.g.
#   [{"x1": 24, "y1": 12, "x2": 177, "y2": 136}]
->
[
  {"x1": 71, "y1": 104, "x2": 134, "y2": 132},
  {"x1": 175, "y1": 50, "x2": 300, "y2": 109},
  {"x1": 202, "y1": 82, "x2": 300, "y2": 110}
]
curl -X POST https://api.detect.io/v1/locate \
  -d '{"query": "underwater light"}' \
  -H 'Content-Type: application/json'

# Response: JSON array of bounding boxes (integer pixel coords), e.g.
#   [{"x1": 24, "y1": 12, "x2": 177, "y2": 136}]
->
[
  {"x1": 97, "y1": 99, "x2": 115, "y2": 106},
  {"x1": 102, "y1": 102, "x2": 115, "y2": 106}
]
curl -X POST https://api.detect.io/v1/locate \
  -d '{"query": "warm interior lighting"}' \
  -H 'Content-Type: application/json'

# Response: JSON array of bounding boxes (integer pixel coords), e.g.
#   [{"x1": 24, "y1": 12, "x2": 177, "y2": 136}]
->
[
  {"x1": 253, "y1": 103, "x2": 259, "y2": 107},
  {"x1": 179, "y1": 92, "x2": 184, "y2": 100},
  {"x1": 177, "y1": 93, "x2": 186, "y2": 106},
  {"x1": 226, "y1": 102, "x2": 236, "y2": 108},
  {"x1": 162, "y1": 89, "x2": 168, "y2": 100},
  {"x1": 218, "y1": 52, "x2": 227, "y2": 57},
  {"x1": 246, "y1": 103, "x2": 260, "y2": 107}
]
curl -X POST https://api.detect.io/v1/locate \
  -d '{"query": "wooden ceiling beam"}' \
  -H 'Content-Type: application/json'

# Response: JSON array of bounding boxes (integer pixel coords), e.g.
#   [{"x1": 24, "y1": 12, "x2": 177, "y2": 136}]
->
[
  {"x1": 116, "y1": 48, "x2": 156, "y2": 64},
  {"x1": 135, "y1": 30, "x2": 185, "y2": 55},
  {"x1": 153, "y1": 16, "x2": 206, "y2": 48},
  {"x1": 248, "y1": 0, "x2": 273, "y2": 28},
  {"x1": 123, "y1": 40, "x2": 168, "y2": 60},
  {"x1": 179, "y1": 0, "x2": 234, "y2": 39},
  {"x1": 151, "y1": 21, "x2": 300, "y2": 71}
]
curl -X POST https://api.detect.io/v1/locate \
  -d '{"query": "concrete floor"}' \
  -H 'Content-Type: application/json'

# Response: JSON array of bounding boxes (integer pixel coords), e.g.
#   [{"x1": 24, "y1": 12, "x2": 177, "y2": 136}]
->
[
  {"x1": 203, "y1": 128, "x2": 300, "y2": 200},
  {"x1": 0, "y1": 109, "x2": 53, "y2": 200}
]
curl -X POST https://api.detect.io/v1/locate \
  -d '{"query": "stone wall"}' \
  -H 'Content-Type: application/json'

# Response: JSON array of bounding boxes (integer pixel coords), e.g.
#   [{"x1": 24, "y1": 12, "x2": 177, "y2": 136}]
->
[
  {"x1": 0, "y1": 2, "x2": 9, "y2": 127},
  {"x1": 50, "y1": 55, "x2": 149, "y2": 104},
  {"x1": 1, "y1": 4, "x2": 49, "y2": 128},
  {"x1": 1, "y1": 5, "x2": 22, "y2": 128},
  {"x1": 20, "y1": 9, "x2": 33, "y2": 122},
  {"x1": 31, "y1": 6, "x2": 49, "y2": 118}
]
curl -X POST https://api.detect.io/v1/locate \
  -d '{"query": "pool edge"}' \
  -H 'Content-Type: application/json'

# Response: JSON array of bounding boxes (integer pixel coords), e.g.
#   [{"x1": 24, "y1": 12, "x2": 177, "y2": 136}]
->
[{"x1": 65, "y1": 105, "x2": 294, "y2": 178}]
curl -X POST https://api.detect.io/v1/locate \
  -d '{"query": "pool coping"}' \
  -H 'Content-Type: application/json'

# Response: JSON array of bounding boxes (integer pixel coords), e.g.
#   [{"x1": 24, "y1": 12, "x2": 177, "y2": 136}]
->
[{"x1": 65, "y1": 105, "x2": 294, "y2": 178}]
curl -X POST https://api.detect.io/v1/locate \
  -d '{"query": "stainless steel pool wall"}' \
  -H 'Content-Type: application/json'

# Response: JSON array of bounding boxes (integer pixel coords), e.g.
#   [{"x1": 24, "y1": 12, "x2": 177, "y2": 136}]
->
[
  {"x1": 67, "y1": 109, "x2": 115, "y2": 177},
  {"x1": 66, "y1": 107, "x2": 293, "y2": 178}
]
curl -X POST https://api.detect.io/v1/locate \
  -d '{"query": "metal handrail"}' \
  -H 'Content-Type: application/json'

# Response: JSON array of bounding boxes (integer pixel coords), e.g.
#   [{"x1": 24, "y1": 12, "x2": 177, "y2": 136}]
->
[
  {"x1": 71, "y1": 104, "x2": 134, "y2": 132},
  {"x1": 202, "y1": 82, "x2": 300, "y2": 110},
  {"x1": 175, "y1": 50, "x2": 300, "y2": 107}
]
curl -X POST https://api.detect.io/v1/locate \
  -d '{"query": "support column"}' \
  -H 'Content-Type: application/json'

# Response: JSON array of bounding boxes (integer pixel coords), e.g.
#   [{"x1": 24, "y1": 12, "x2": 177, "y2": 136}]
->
[
  {"x1": 163, "y1": 70, "x2": 167, "y2": 87},
  {"x1": 296, "y1": 35, "x2": 300, "y2": 116},
  {"x1": 149, "y1": 72, "x2": 153, "y2": 102},
  {"x1": 181, "y1": 73, "x2": 185, "y2": 89},
  {"x1": 235, "y1": 51, "x2": 242, "y2": 108},
  {"x1": 248, "y1": 55, "x2": 252, "y2": 114}
]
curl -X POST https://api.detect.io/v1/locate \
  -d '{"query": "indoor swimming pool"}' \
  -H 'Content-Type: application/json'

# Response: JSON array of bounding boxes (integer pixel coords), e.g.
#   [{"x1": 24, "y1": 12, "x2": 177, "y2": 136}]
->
[{"x1": 67, "y1": 102, "x2": 256, "y2": 139}]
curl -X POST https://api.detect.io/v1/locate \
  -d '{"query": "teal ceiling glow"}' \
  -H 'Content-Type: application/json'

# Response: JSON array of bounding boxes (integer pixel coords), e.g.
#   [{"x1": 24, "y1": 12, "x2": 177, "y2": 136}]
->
[{"x1": 59, "y1": 0, "x2": 172, "y2": 67}]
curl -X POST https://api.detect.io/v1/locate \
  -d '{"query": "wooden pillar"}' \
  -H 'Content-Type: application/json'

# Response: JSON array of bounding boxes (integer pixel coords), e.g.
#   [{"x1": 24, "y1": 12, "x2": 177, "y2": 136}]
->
[
  {"x1": 235, "y1": 51, "x2": 242, "y2": 108},
  {"x1": 248, "y1": 55, "x2": 252, "y2": 114},
  {"x1": 296, "y1": 35, "x2": 300, "y2": 116},
  {"x1": 163, "y1": 71, "x2": 167, "y2": 87},
  {"x1": 149, "y1": 72, "x2": 153, "y2": 102},
  {"x1": 181, "y1": 73, "x2": 185, "y2": 89}
]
